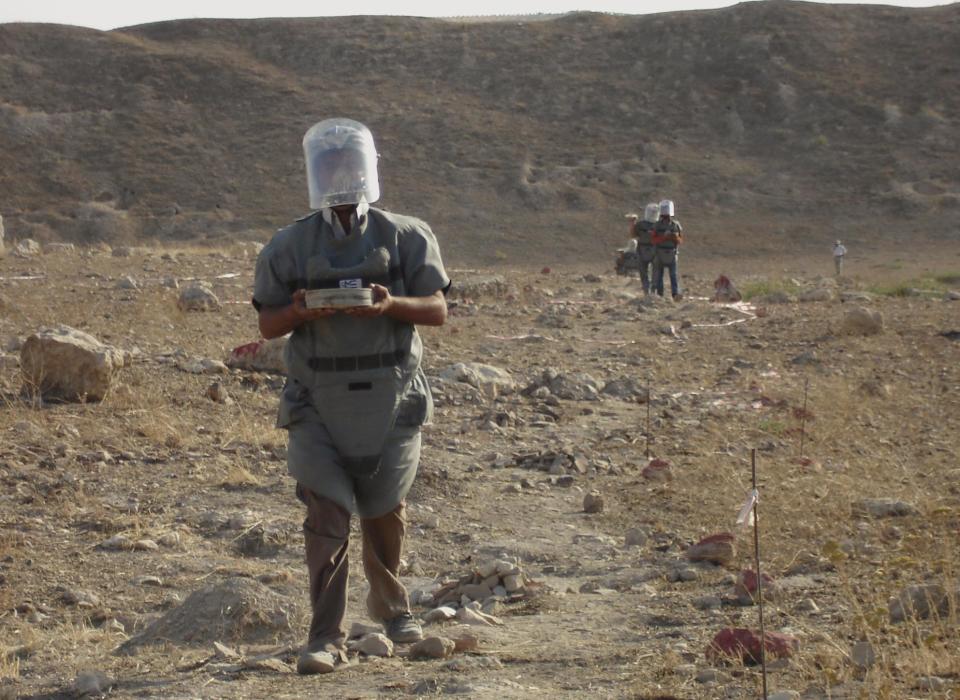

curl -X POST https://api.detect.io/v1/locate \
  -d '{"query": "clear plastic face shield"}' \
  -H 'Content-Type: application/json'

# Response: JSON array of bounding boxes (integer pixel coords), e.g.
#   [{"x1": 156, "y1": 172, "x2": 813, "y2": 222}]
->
[
  {"x1": 303, "y1": 118, "x2": 380, "y2": 210},
  {"x1": 659, "y1": 199, "x2": 675, "y2": 217},
  {"x1": 644, "y1": 203, "x2": 660, "y2": 222}
]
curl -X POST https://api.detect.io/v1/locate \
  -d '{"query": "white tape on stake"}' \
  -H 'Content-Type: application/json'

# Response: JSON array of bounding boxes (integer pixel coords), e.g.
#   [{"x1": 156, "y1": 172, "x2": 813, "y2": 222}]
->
[{"x1": 736, "y1": 489, "x2": 759, "y2": 529}]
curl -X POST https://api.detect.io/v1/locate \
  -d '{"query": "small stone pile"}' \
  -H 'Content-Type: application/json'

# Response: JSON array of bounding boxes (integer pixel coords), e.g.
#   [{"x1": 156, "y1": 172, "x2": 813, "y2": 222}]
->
[{"x1": 420, "y1": 559, "x2": 531, "y2": 625}]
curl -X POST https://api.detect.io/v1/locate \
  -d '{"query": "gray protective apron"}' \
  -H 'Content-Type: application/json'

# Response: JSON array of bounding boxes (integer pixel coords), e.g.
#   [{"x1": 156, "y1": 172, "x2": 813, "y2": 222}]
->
[
  {"x1": 654, "y1": 222, "x2": 680, "y2": 265},
  {"x1": 283, "y1": 213, "x2": 422, "y2": 479},
  {"x1": 636, "y1": 221, "x2": 656, "y2": 264}
]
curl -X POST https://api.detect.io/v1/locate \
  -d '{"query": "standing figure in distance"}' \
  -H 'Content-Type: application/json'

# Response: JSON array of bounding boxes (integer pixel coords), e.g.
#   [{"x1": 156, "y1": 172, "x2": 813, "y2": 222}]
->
[
  {"x1": 833, "y1": 239, "x2": 847, "y2": 276},
  {"x1": 652, "y1": 199, "x2": 684, "y2": 299},
  {"x1": 632, "y1": 202, "x2": 660, "y2": 294},
  {"x1": 252, "y1": 118, "x2": 450, "y2": 675}
]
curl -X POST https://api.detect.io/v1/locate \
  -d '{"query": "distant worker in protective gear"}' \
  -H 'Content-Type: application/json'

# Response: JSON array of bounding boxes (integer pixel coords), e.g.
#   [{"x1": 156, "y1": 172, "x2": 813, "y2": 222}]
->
[
  {"x1": 652, "y1": 199, "x2": 684, "y2": 299},
  {"x1": 631, "y1": 202, "x2": 660, "y2": 294},
  {"x1": 833, "y1": 239, "x2": 847, "y2": 276},
  {"x1": 252, "y1": 118, "x2": 450, "y2": 675}
]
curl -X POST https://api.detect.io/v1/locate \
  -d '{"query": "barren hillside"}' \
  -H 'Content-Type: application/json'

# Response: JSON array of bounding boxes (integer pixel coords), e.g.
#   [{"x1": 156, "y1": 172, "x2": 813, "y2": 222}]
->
[{"x1": 0, "y1": 2, "x2": 959, "y2": 265}]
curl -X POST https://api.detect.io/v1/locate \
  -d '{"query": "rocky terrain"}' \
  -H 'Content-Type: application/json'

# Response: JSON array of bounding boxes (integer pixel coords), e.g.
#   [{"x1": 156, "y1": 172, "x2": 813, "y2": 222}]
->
[
  {"x1": 0, "y1": 241, "x2": 958, "y2": 699},
  {"x1": 1, "y1": 2, "x2": 959, "y2": 265}
]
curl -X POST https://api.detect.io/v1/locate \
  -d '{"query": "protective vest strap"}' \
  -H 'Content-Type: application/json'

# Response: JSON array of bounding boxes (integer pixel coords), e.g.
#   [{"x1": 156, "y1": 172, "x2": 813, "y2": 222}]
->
[{"x1": 308, "y1": 350, "x2": 405, "y2": 372}]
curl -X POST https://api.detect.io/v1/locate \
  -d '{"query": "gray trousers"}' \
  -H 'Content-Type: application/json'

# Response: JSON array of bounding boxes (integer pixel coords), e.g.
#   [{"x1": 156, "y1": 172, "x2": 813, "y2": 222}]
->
[{"x1": 299, "y1": 484, "x2": 410, "y2": 648}]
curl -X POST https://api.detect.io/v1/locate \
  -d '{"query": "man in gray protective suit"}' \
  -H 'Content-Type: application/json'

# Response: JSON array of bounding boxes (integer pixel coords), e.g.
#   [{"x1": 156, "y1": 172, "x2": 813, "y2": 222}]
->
[
  {"x1": 253, "y1": 118, "x2": 450, "y2": 674},
  {"x1": 652, "y1": 199, "x2": 684, "y2": 300},
  {"x1": 632, "y1": 202, "x2": 659, "y2": 294}
]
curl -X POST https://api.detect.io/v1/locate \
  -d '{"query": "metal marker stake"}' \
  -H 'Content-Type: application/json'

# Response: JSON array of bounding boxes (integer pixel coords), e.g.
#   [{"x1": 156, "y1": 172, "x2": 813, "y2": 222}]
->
[
  {"x1": 799, "y1": 377, "x2": 809, "y2": 458},
  {"x1": 751, "y1": 448, "x2": 768, "y2": 699},
  {"x1": 645, "y1": 376, "x2": 652, "y2": 459}
]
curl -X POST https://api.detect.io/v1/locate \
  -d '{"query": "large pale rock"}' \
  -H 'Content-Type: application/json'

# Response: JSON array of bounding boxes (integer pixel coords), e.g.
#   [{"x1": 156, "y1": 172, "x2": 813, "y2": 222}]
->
[
  {"x1": 177, "y1": 284, "x2": 221, "y2": 312},
  {"x1": 841, "y1": 306, "x2": 883, "y2": 335},
  {"x1": 227, "y1": 338, "x2": 288, "y2": 374},
  {"x1": 409, "y1": 636, "x2": 455, "y2": 660},
  {"x1": 14, "y1": 239, "x2": 41, "y2": 256},
  {"x1": 439, "y1": 362, "x2": 515, "y2": 395},
  {"x1": 20, "y1": 326, "x2": 126, "y2": 401},
  {"x1": 448, "y1": 274, "x2": 508, "y2": 300},
  {"x1": 354, "y1": 633, "x2": 394, "y2": 657}
]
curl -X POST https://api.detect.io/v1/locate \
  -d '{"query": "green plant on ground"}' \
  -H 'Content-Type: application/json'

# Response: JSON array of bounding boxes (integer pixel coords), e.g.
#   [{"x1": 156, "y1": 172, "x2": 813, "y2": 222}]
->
[
  {"x1": 869, "y1": 272, "x2": 957, "y2": 297},
  {"x1": 741, "y1": 278, "x2": 802, "y2": 301}
]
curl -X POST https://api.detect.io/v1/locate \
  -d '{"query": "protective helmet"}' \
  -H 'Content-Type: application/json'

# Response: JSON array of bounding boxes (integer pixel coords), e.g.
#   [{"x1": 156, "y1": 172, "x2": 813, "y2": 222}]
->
[
  {"x1": 659, "y1": 199, "x2": 675, "y2": 217},
  {"x1": 835, "y1": 240, "x2": 842, "y2": 246},
  {"x1": 644, "y1": 203, "x2": 660, "y2": 222},
  {"x1": 303, "y1": 118, "x2": 380, "y2": 209}
]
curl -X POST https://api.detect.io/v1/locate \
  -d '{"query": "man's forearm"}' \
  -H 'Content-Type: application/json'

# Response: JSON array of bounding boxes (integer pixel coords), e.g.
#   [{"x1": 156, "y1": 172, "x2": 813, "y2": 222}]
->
[
  {"x1": 385, "y1": 291, "x2": 447, "y2": 326},
  {"x1": 259, "y1": 304, "x2": 301, "y2": 339}
]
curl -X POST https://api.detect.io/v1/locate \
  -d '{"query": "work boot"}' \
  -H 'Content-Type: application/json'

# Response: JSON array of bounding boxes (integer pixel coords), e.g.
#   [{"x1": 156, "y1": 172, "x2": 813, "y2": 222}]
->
[
  {"x1": 296, "y1": 639, "x2": 348, "y2": 675},
  {"x1": 384, "y1": 612, "x2": 423, "y2": 643}
]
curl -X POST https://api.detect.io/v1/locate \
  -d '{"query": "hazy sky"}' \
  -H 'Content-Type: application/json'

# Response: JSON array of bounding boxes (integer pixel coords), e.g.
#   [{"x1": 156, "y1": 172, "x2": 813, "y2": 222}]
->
[{"x1": 0, "y1": 0, "x2": 952, "y2": 31}]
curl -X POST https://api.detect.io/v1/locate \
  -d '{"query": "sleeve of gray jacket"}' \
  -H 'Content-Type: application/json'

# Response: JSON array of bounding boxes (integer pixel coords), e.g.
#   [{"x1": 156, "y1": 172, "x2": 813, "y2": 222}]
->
[
  {"x1": 252, "y1": 242, "x2": 294, "y2": 311},
  {"x1": 399, "y1": 221, "x2": 451, "y2": 297}
]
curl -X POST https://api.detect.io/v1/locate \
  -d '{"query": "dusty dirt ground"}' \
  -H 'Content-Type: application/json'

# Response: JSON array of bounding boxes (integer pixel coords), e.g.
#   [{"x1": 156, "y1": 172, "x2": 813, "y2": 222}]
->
[{"x1": 0, "y1": 243, "x2": 958, "y2": 699}]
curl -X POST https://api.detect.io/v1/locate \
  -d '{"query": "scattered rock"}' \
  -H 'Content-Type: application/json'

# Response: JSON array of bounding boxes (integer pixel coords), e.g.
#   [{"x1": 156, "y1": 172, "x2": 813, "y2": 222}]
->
[
  {"x1": 227, "y1": 338, "x2": 288, "y2": 374},
  {"x1": 798, "y1": 288, "x2": 833, "y2": 302},
  {"x1": 206, "y1": 381, "x2": 231, "y2": 403},
  {"x1": 73, "y1": 670, "x2": 114, "y2": 697},
  {"x1": 693, "y1": 595, "x2": 722, "y2": 610},
  {"x1": 734, "y1": 569, "x2": 780, "y2": 604},
  {"x1": 888, "y1": 583, "x2": 955, "y2": 623},
  {"x1": 854, "y1": 498, "x2": 918, "y2": 518},
  {"x1": 176, "y1": 357, "x2": 228, "y2": 375},
  {"x1": 423, "y1": 606, "x2": 457, "y2": 624},
  {"x1": 944, "y1": 290, "x2": 960, "y2": 301},
  {"x1": 916, "y1": 676, "x2": 948, "y2": 692},
  {"x1": 841, "y1": 306, "x2": 883, "y2": 335},
  {"x1": 353, "y1": 633, "x2": 394, "y2": 657},
  {"x1": 20, "y1": 325, "x2": 126, "y2": 401},
  {"x1": 14, "y1": 239, "x2": 41, "y2": 256},
  {"x1": 707, "y1": 628, "x2": 799, "y2": 664},
  {"x1": 177, "y1": 285, "x2": 221, "y2": 312},
  {"x1": 583, "y1": 491, "x2": 604, "y2": 513},
  {"x1": 687, "y1": 533, "x2": 736, "y2": 566},
  {"x1": 408, "y1": 636, "x2": 455, "y2": 660},
  {"x1": 641, "y1": 458, "x2": 672, "y2": 481},
  {"x1": 849, "y1": 640, "x2": 875, "y2": 669},
  {"x1": 453, "y1": 634, "x2": 480, "y2": 652},
  {"x1": 98, "y1": 535, "x2": 133, "y2": 551},
  {"x1": 115, "y1": 276, "x2": 140, "y2": 290},
  {"x1": 439, "y1": 362, "x2": 515, "y2": 396},
  {"x1": 624, "y1": 528, "x2": 648, "y2": 547}
]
